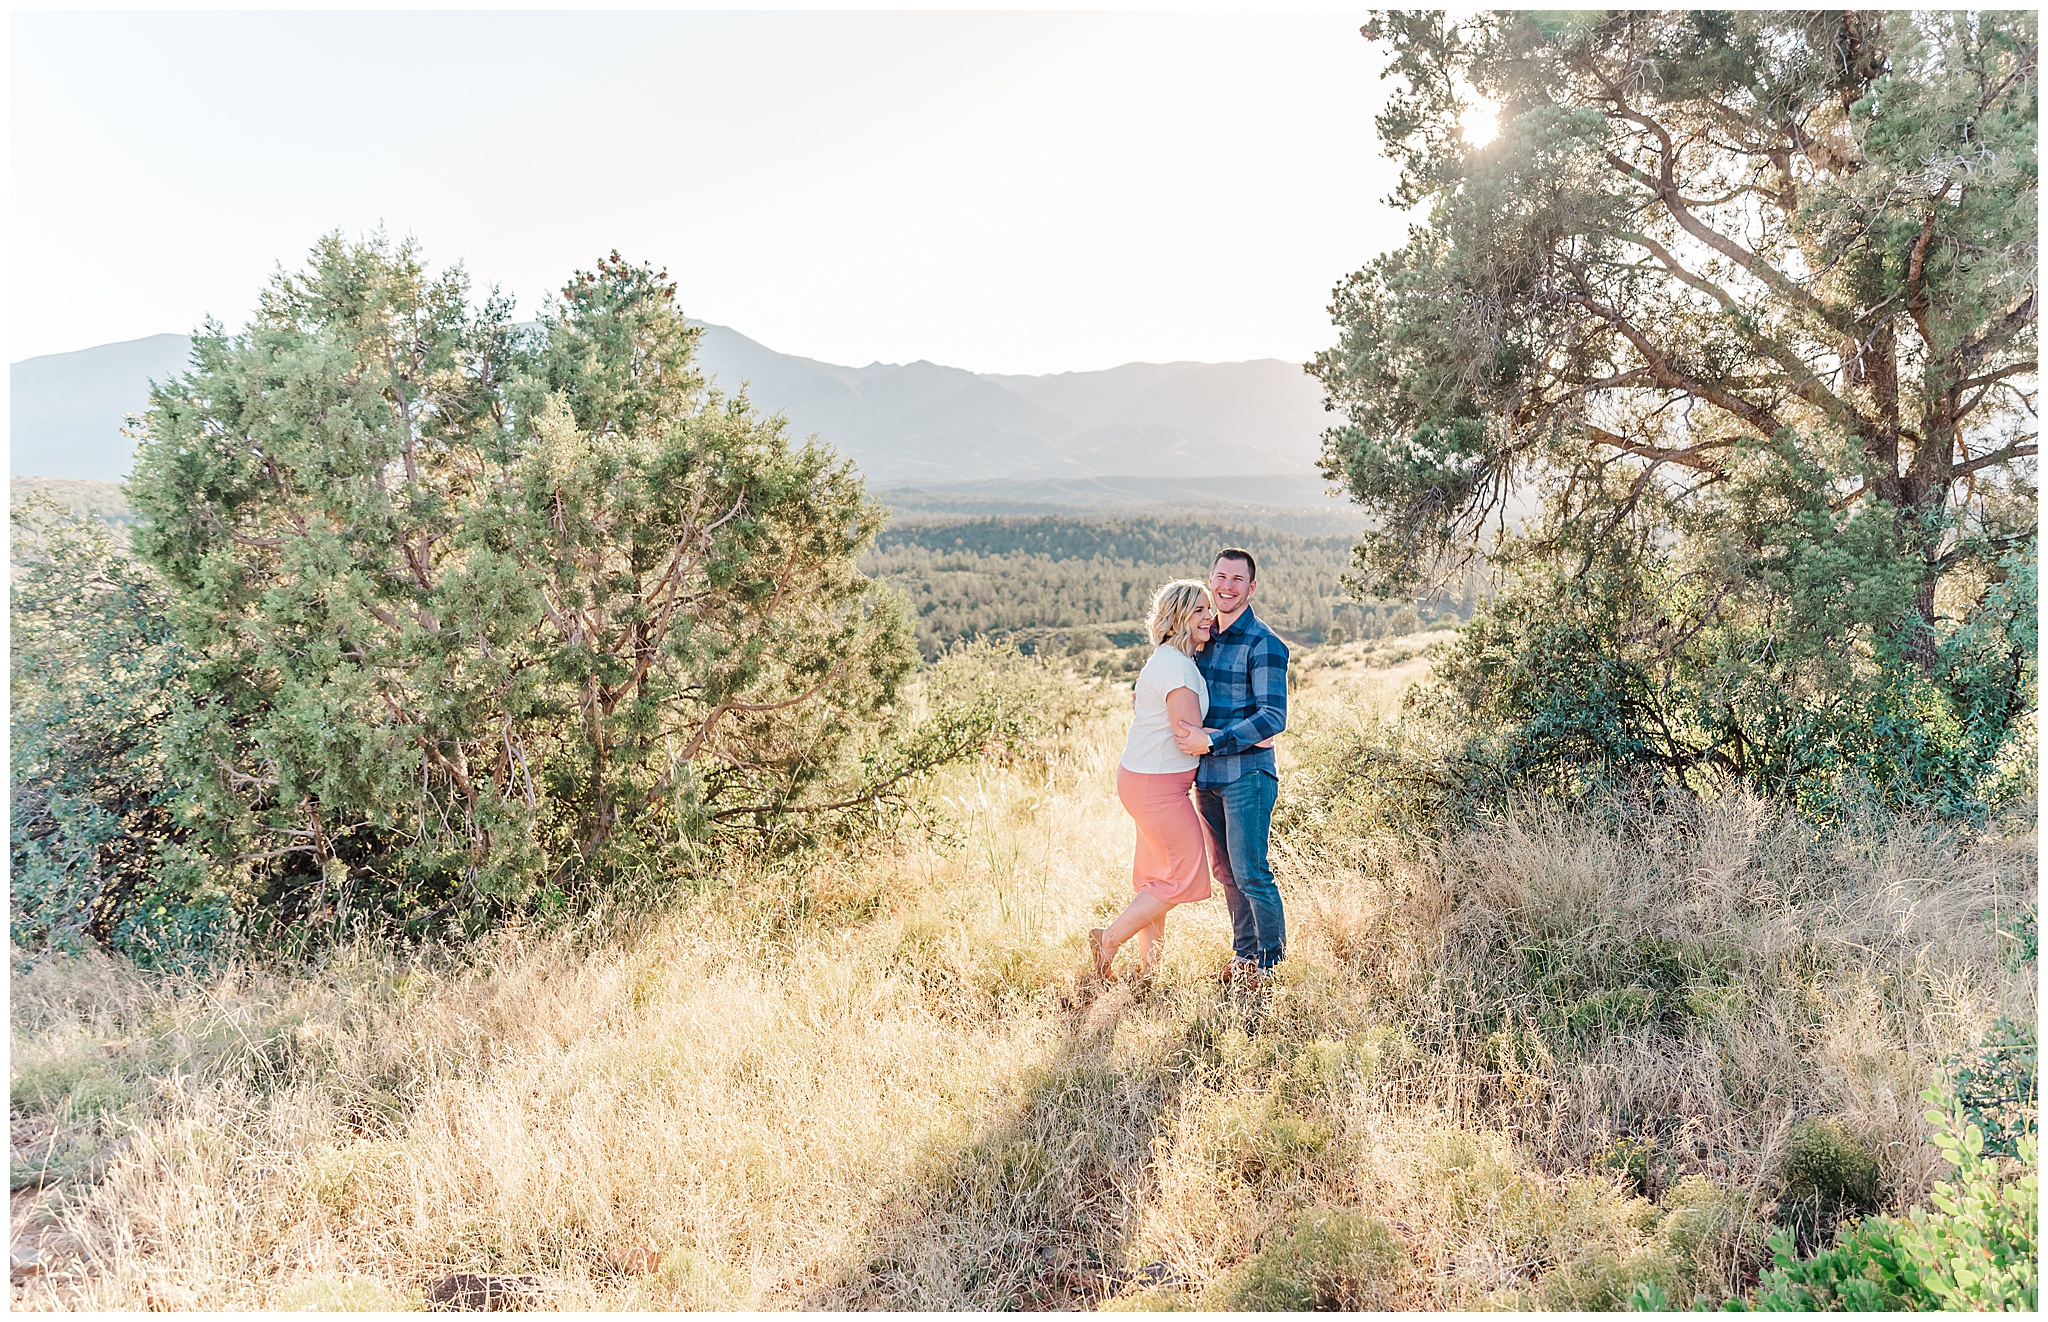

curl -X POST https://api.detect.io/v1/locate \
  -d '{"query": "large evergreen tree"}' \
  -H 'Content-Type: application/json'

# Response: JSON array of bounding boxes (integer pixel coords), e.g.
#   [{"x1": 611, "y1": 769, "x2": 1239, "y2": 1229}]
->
[
  {"x1": 129, "y1": 237, "x2": 919, "y2": 929},
  {"x1": 1314, "y1": 11, "x2": 2036, "y2": 808}
]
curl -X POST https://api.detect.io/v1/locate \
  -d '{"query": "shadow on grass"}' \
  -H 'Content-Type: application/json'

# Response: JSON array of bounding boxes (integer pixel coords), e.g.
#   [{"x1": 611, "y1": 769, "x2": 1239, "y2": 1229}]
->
[{"x1": 802, "y1": 977, "x2": 1255, "y2": 1310}]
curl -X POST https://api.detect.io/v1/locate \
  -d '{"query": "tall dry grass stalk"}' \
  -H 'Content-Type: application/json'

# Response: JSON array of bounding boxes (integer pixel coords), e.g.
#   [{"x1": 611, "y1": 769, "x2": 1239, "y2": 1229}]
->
[{"x1": 10, "y1": 656, "x2": 2035, "y2": 1310}]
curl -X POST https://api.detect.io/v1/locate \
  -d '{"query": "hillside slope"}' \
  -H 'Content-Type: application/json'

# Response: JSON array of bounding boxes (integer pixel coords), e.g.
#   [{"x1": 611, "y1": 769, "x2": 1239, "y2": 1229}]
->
[
  {"x1": 9, "y1": 335, "x2": 191, "y2": 482},
  {"x1": 9, "y1": 654, "x2": 2032, "y2": 1310}
]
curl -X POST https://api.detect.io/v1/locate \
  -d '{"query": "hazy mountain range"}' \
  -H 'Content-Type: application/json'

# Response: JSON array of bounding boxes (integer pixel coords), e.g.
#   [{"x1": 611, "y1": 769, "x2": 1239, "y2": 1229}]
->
[{"x1": 11, "y1": 324, "x2": 1338, "y2": 492}]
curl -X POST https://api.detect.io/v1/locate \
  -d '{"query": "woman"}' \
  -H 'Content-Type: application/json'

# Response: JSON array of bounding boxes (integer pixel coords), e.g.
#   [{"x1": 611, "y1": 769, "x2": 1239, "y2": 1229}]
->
[{"x1": 1089, "y1": 579, "x2": 1216, "y2": 981}]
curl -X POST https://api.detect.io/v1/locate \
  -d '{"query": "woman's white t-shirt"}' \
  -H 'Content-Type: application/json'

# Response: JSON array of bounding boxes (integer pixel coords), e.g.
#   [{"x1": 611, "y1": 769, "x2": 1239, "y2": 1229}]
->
[{"x1": 1120, "y1": 645, "x2": 1210, "y2": 774}]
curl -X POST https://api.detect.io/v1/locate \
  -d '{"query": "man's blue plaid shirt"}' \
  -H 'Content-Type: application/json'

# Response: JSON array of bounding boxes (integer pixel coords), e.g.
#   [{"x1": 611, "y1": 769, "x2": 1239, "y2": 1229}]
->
[{"x1": 1193, "y1": 606, "x2": 1289, "y2": 788}]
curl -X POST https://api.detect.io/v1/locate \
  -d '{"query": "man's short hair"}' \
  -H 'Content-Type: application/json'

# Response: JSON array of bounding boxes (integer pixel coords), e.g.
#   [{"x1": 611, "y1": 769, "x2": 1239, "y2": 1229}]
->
[{"x1": 1213, "y1": 547, "x2": 1257, "y2": 581}]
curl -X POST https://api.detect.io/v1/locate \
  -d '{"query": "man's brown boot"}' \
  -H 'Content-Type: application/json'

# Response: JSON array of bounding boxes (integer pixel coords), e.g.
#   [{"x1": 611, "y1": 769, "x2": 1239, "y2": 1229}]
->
[{"x1": 1212, "y1": 955, "x2": 1259, "y2": 986}]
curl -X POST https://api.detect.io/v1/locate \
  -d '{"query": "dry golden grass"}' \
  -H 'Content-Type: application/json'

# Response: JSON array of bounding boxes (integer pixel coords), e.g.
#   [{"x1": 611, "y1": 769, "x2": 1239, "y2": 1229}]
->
[{"x1": 9, "y1": 646, "x2": 2036, "y2": 1310}]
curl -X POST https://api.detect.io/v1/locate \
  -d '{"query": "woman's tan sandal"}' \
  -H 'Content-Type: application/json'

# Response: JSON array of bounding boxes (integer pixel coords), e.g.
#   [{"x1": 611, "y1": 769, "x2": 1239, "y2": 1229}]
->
[{"x1": 1087, "y1": 928, "x2": 1116, "y2": 982}]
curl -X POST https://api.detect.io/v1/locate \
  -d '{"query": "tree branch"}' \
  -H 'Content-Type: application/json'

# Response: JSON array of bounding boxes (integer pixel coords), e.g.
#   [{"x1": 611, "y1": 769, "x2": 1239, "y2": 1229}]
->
[
  {"x1": 674, "y1": 668, "x2": 840, "y2": 765},
  {"x1": 1953, "y1": 439, "x2": 2039, "y2": 479},
  {"x1": 1584, "y1": 425, "x2": 1731, "y2": 475},
  {"x1": 1566, "y1": 279, "x2": 1791, "y2": 439},
  {"x1": 1599, "y1": 132, "x2": 1840, "y2": 331},
  {"x1": 1904, "y1": 178, "x2": 1957, "y2": 351},
  {"x1": 1613, "y1": 231, "x2": 1864, "y2": 428},
  {"x1": 1957, "y1": 292, "x2": 2038, "y2": 375}
]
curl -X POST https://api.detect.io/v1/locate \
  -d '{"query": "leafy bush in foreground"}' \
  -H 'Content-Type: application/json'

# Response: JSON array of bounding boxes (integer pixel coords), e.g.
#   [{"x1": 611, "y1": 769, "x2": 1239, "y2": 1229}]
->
[
  {"x1": 1891, "y1": 1093, "x2": 2039, "y2": 1311},
  {"x1": 1629, "y1": 1086, "x2": 2039, "y2": 1312},
  {"x1": 1955, "y1": 1015, "x2": 2039, "y2": 1161}
]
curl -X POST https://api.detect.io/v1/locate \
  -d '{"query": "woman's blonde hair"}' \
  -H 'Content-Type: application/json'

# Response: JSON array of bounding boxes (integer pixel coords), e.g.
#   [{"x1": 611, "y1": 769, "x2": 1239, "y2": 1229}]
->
[{"x1": 1147, "y1": 579, "x2": 1217, "y2": 655}]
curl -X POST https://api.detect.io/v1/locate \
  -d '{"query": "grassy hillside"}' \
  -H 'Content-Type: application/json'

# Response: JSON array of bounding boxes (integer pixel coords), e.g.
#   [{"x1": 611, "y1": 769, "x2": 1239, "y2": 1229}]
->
[
  {"x1": 10, "y1": 647, "x2": 2033, "y2": 1309},
  {"x1": 862, "y1": 515, "x2": 1473, "y2": 656}
]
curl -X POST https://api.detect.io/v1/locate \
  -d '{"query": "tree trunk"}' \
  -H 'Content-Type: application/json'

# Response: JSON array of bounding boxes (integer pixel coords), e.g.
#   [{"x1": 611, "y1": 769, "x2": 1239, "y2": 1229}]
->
[
  {"x1": 584, "y1": 675, "x2": 613, "y2": 859},
  {"x1": 1896, "y1": 471, "x2": 1951, "y2": 675}
]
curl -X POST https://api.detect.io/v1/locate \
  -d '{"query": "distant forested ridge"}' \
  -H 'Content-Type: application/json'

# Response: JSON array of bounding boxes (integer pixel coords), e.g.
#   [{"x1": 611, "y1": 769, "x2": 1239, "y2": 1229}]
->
[
  {"x1": 9, "y1": 479, "x2": 1465, "y2": 659},
  {"x1": 861, "y1": 515, "x2": 1475, "y2": 656},
  {"x1": 872, "y1": 475, "x2": 1367, "y2": 538}
]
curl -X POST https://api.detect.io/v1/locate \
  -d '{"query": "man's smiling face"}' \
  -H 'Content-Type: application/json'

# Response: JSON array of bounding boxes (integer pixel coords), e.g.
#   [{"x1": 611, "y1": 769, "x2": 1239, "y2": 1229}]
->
[{"x1": 1209, "y1": 555, "x2": 1255, "y2": 620}]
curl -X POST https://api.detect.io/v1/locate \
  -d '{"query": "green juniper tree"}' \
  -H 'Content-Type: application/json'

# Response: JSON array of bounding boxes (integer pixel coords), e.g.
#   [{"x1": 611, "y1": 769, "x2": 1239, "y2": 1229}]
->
[
  {"x1": 1314, "y1": 11, "x2": 2037, "y2": 810},
  {"x1": 128, "y1": 236, "x2": 923, "y2": 934}
]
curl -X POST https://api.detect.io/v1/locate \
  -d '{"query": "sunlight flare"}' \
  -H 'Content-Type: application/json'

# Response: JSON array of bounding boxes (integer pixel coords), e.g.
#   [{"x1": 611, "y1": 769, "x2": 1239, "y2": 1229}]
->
[{"x1": 1459, "y1": 95, "x2": 1499, "y2": 147}]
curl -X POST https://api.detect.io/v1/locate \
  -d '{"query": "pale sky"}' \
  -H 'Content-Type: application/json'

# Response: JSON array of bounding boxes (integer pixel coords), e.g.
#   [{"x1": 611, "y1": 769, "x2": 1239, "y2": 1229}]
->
[{"x1": 11, "y1": 10, "x2": 1410, "y2": 374}]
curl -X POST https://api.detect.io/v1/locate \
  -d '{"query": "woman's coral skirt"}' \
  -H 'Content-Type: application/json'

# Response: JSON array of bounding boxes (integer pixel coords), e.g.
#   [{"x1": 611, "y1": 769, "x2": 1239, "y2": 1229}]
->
[{"x1": 1116, "y1": 764, "x2": 1212, "y2": 905}]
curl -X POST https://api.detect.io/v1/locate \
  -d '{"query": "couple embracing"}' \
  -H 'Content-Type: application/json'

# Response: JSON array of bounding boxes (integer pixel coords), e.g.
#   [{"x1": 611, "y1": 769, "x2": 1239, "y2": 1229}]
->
[{"x1": 1088, "y1": 547, "x2": 1287, "y2": 987}]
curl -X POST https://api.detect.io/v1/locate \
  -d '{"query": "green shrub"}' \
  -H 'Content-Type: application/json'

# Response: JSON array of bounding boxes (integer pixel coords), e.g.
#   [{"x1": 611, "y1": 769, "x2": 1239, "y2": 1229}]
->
[
  {"x1": 1891, "y1": 1090, "x2": 2038, "y2": 1311},
  {"x1": 1954, "y1": 1016, "x2": 2038, "y2": 1160},
  {"x1": 9, "y1": 495, "x2": 221, "y2": 957},
  {"x1": 1776, "y1": 1118, "x2": 1881, "y2": 1251},
  {"x1": 126, "y1": 239, "x2": 929, "y2": 938},
  {"x1": 1732, "y1": 1222, "x2": 1921, "y2": 1311},
  {"x1": 1654, "y1": 1176, "x2": 1766, "y2": 1306},
  {"x1": 1538, "y1": 1245, "x2": 1677, "y2": 1311},
  {"x1": 1209, "y1": 1208, "x2": 1406, "y2": 1310},
  {"x1": 1197, "y1": 1095, "x2": 1335, "y2": 1182},
  {"x1": 1714, "y1": 1087, "x2": 2039, "y2": 1311},
  {"x1": 1269, "y1": 697, "x2": 1500, "y2": 852},
  {"x1": 1431, "y1": 538, "x2": 2036, "y2": 822},
  {"x1": 921, "y1": 639, "x2": 1106, "y2": 767}
]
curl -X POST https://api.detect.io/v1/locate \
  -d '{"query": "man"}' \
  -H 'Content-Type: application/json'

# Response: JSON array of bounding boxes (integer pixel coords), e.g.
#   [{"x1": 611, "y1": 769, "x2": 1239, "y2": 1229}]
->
[{"x1": 1174, "y1": 547, "x2": 1288, "y2": 983}]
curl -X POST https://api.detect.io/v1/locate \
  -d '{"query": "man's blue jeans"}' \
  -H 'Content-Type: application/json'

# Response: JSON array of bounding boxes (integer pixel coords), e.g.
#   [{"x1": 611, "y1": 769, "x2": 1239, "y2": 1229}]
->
[{"x1": 1196, "y1": 771, "x2": 1284, "y2": 968}]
